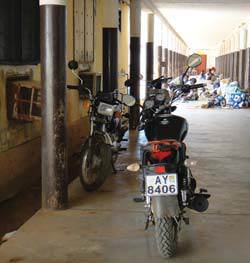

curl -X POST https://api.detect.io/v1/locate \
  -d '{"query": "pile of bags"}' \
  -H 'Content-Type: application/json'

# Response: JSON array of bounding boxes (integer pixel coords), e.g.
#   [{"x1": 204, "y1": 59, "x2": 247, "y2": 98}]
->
[{"x1": 201, "y1": 77, "x2": 250, "y2": 109}]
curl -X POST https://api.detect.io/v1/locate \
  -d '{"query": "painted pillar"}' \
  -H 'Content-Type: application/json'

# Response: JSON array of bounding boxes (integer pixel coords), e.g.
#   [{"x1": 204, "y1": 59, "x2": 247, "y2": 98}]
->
[
  {"x1": 129, "y1": 0, "x2": 141, "y2": 129},
  {"x1": 40, "y1": 0, "x2": 68, "y2": 210},
  {"x1": 103, "y1": 0, "x2": 119, "y2": 92},
  {"x1": 146, "y1": 13, "x2": 154, "y2": 94}
]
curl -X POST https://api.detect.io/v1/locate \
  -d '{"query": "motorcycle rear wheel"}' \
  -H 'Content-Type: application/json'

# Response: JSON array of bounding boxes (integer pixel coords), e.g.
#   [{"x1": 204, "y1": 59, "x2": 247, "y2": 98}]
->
[
  {"x1": 155, "y1": 217, "x2": 178, "y2": 258},
  {"x1": 80, "y1": 138, "x2": 112, "y2": 192}
]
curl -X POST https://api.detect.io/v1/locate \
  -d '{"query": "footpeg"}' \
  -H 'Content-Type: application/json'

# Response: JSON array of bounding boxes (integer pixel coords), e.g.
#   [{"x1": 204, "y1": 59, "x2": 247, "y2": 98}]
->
[{"x1": 133, "y1": 196, "x2": 146, "y2": 203}]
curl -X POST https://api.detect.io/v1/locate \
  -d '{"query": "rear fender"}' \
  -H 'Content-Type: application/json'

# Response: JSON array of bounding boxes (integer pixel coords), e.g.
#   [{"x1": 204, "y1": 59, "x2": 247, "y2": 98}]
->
[{"x1": 151, "y1": 196, "x2": 180, "y2": 218}]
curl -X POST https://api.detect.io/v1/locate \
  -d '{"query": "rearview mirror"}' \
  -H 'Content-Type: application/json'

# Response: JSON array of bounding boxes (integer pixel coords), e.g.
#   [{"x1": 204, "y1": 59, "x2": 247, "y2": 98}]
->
[
  {"x1": 68, "y1": 60, "x2": 78, "y2": 70},
  {"x1": 187, "y1": 54, "x2": 202, "y2": 68},
  {"x1": 121, "y1": 94, "x2": 136, "y2": 107}
]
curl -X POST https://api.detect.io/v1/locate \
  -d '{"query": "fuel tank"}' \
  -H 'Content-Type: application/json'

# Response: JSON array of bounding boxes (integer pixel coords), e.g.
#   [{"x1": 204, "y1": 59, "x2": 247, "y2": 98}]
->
[{"x1": 144, "y1": 114, "x2": 188, "y2": 142}]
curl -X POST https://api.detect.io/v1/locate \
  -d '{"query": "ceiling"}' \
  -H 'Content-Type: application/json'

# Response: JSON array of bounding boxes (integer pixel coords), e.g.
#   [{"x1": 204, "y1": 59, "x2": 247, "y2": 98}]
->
[{"x1": 151, "y1": 0, "x2": 250, "y2": 50}]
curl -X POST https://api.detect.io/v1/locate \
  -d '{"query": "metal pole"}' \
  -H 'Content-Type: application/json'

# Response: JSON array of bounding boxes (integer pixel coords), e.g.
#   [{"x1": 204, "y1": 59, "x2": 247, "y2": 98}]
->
[
  {"x1": 146, "y1": 13, "x2": 154, "y2": 97},
  {"x1": 129, "y1": 0, "x2": 141, "y2": 129},
  {"x1": 40, "y1": 0, "x2": 68, "y2": 210}
]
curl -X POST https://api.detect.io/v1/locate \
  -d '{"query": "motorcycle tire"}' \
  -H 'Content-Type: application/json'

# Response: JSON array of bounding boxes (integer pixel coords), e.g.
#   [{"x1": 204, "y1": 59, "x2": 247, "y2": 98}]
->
[
  {"x1": 155, "y1": 217, "x2": 178, "y2": 258},
  {"x1": 80, "y1": 137, "x2": 112, "y2": 192}
]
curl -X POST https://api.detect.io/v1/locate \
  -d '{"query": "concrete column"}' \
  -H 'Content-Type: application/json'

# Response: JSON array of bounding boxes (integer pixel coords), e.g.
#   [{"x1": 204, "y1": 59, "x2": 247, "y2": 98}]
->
[
  {"x1": 40, "y1": 0, "x2": 68, "y2": 210},
  {"x1": 146, "y1": 13, "x2": 154, "y2": 94},
  {"x1": 103, "y1": 0, "x2": 119, "y2": 92},
  {"x1": 240, "y1": 26, "x2": 247, "y2": 50},
  {"x1": 129, "y1": 0, "x2": 141, "y2": 129},
  {"x1": 157, "y1": 46, "x2": 162, "y2": 77}
]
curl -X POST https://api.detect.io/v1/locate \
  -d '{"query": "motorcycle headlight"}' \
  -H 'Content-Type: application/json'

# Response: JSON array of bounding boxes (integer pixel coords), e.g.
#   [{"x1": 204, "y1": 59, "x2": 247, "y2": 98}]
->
[{"x1": 97, "y1": 102, "x2": 115, "y2": 116}]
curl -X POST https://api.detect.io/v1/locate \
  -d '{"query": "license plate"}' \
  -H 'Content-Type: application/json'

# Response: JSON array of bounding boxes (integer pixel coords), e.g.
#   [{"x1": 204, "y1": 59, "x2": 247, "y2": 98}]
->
[{"x1": 146, "y1": 173, "x2": 178, "y2": 196}]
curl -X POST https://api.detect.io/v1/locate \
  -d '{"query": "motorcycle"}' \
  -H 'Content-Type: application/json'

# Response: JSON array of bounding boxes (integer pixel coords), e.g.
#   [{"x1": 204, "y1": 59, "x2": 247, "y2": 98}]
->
[
  {"x1": 127, "y1": 54, "x2": 211, "y2": 258},
  {"x1": 68, "y1": 60, "x2": 136, "y2": 191}
]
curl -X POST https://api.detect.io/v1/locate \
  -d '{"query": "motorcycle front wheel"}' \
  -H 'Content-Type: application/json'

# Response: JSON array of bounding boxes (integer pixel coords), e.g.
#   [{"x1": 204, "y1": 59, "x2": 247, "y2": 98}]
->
[
  {"x1": 155, "y1": 217, "x2": 178, "y2": 258},
  {"x1": 80, "y1": 137, "x2": 112, "y2": 192}
]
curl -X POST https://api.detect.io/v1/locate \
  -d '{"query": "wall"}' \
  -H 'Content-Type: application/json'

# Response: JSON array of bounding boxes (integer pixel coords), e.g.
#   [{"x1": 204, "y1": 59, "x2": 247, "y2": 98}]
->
[
  {"x1": 0, "y1": 0, "x2": 130, "y2": 154},
  {"x1": 215, "y1": 19, "x2": 250, "y2": 90}
]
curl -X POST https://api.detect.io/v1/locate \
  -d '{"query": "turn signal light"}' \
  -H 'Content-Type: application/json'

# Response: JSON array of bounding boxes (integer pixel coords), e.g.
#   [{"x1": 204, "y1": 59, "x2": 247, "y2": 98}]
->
[{"x1": 82, "y1": 99, "x2": 91, "y2": 109}]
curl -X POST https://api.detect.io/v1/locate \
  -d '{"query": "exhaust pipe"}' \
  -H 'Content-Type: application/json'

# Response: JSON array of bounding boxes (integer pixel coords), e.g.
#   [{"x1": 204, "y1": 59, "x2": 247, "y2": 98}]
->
[{"x1": 189, "y1": 194, "x2": 210, "y2": 212}]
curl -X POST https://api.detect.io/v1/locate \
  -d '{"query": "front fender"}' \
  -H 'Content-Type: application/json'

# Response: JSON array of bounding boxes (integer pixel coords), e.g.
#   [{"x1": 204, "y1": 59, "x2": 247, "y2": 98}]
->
[
  {"x1": 151, "y1": 196, "x2": 180, "y2": 218},
  {"x1": 81, "y1": 131, "x2": 111, "y2": 153}
]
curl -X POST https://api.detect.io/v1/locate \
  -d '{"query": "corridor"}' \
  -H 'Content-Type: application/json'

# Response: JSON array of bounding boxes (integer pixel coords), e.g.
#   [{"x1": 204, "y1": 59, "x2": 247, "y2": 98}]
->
[
  {"x1": 1, "y1": 0, "x2": 250, "y2": 262},
  {"x1": 1, "y1": 105, "x2": 250, "y2": 263}
]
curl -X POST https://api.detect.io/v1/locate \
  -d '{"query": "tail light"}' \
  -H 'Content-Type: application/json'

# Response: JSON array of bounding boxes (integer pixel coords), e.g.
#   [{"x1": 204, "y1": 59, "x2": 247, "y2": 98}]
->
[
  {"x1": 151, "y1": 151, "x2": 172, "y2": 161},
  {"x1": 154, "y1": 166, "x2": 166, "y2": 174}
]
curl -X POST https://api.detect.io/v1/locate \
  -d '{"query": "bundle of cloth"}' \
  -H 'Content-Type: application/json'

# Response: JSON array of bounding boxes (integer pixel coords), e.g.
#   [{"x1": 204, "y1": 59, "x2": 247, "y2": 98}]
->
[
  {"x1": 201, "y1": 77, "x2": 249, "y2": 109},
  {"x1": 217, "y1": 81, "x2": 249, "y2": 108}
]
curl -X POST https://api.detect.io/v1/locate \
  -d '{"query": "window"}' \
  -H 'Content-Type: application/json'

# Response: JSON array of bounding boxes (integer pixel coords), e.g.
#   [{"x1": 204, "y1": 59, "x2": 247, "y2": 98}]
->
[{"x1": 0, "y1": 0, "x2": 40, "y2": 65}]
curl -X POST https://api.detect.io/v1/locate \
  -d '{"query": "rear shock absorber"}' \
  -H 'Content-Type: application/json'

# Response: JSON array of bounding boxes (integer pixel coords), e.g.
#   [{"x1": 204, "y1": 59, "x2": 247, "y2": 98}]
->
[{"x1": 181, "y1": 176, "x2": 188, "y2": 206}]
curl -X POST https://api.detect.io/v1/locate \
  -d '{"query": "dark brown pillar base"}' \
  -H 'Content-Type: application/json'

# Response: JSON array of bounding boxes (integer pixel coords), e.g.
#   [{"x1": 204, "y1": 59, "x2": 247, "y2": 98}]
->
[
  {"x1": 129, "y1": 36, "x2": 140, "y2": 129},
  {"x1": 164, "y1": 48, "x2": 168, "y2": 77},
  {"x1": 239, "y1": 49, "x2": 246, "y2": 88},
  {"x1": 232, "y1": 52, "x2": 239, "y2": 81},
  {"x1": 103, "y1": 28, "x2": 118, "y2": 92},
  {"x1": 245, "y1": 48, "x2": 250, "y2": 92},
  {"x1": 146, "y1": 42, "x2": 154, "y2": 86}
]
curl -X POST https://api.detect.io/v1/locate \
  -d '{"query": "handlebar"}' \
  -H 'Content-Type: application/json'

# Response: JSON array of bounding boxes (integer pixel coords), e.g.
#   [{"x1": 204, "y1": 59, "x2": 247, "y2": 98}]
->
[
  {"x1": 148, "y1": 76, "x2": 173, "y2": 89},
  {"x1": 172, "y1": 83, "x2": 205, "y2": 92}
]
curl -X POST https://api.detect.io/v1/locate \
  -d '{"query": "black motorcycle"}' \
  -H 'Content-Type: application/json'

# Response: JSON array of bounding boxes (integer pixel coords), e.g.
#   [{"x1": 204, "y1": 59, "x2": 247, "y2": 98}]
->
[
  {"x1": 68, "y1": 60, "x2": 136, "y2": 191},
  {"x1": 128, "y1": 54, "x2": 210, "y2": 258}
]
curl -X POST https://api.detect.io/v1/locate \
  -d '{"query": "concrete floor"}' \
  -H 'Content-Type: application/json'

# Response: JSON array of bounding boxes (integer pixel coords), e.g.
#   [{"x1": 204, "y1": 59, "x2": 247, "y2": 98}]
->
[{"x1": 0, "y1": 105, "x2": 250, "y2": 263}]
